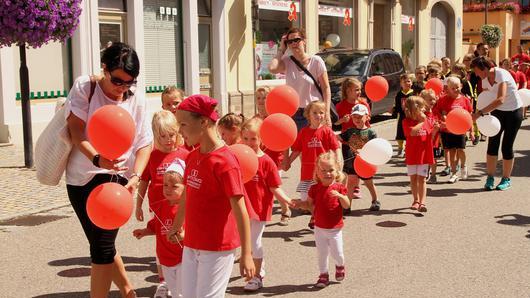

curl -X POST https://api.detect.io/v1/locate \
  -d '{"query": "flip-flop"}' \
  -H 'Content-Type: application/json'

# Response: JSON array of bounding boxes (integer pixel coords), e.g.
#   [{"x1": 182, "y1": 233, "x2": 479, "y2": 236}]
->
[{"x1": 418, "y1": 203, "x2": 427, "y2": 212}]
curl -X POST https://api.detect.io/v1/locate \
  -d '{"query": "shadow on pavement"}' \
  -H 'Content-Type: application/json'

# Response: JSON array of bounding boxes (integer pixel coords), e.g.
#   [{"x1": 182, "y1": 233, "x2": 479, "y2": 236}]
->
[
  {"x1": 426, "y1": 187, "x2": 484, "y2": 197},
  {"x1": 494, "y1": 214, "x2": 530, "y2": 226},
  {"x1": 32, "y1": 285, "x2": 158, "y2": 298},
  {"x1": 263, "y1": 229, "x2": 313, "y2": 242},
  {"x1": 48, "y1": 256, "x2": 155, "y2": 267},
  {"x1": 348, "y1": 207, "x2": 423, "y2": 218},
  {"x1": 227, "y1": 282, "x2": 326, "y2": 296}
]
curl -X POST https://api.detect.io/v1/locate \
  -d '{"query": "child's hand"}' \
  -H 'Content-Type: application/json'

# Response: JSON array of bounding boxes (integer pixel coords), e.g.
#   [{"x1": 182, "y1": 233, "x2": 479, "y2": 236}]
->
[
  {"x1": 287, "y1": 199, "x2": 297, "y2": 208},
  {"x1": 341, "y1": 114, "x2": 350, "y2": 123},
  {"x1": 291, "y1": 199, "x2": 302, "y2": 209},
  {"x1": 132, "y1": 229, "x2": 146, "y2": 239},
  {"x1": 135, "y1": 206, "x2": 144, "y2": 222},
  {"x1": 281, "y1": 160, "x2": 291, "y2": 171},
  {"x1": 330, "y1": 190, "x2": 342, "y2": 198}
]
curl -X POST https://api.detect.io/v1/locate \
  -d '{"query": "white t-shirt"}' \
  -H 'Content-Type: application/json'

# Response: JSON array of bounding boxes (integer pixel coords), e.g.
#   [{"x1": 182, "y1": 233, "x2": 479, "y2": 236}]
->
[
  {"x1": 64, "y1": 75, "x2": 153, "y2": 186},
  {"x1": 283, "y1": 55, "x2": 327, "y2": 108},
  {"x1": 481, "y1": 67, "x2": 522, "y2": 111}
]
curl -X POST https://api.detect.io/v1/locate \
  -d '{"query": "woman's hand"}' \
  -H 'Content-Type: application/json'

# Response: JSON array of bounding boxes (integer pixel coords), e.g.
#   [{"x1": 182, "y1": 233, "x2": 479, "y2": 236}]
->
[
  {"x1": 98, "y1": 156, "x2": 128, "y2": 172},
  {"x1": 279, "y1": 34, "x2": 287, "y2": 55},
  {"x1": 325, "y1": 115, "x2": 332, "y2": 127}
]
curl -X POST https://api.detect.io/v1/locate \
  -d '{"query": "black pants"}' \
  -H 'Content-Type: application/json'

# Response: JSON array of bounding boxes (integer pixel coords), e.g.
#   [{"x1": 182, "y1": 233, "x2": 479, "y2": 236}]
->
[
  {"x1": 487, "y1": 108, "x2": 523, "y2": 160},
  {"x1": 67, "y1": 174, "x2": 128, "y2": 264}
]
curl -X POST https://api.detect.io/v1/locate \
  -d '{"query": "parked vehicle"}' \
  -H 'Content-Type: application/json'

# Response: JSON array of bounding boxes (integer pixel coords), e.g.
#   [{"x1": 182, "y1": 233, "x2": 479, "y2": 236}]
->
[{"x1": 317, "y1": 48, "x2": 405, "y2": 116}]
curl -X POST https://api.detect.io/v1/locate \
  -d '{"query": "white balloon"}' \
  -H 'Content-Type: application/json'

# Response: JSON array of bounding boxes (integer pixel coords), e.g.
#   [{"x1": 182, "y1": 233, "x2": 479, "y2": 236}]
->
[
  {"x1": 518, "y1": 89, "x2": 530, "y2": 107},
  {"x1": 359, "y1": 138, "x2": 393, "y2": 166},
  {"x1": 476, "y1": 115, "x2": 501, "y2": 137},
  {"x1": 326, "y1": 33, "x2": 341, "y2": 47},
  {"x1": 476, "y1": 91, "x2": 496, "y2": 111}
]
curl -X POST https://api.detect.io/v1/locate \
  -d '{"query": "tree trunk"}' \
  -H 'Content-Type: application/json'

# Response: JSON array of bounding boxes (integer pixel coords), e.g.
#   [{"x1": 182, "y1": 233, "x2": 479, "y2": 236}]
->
[{"x1": 19, "y1": 45, "x2": 33, "y2": 168}]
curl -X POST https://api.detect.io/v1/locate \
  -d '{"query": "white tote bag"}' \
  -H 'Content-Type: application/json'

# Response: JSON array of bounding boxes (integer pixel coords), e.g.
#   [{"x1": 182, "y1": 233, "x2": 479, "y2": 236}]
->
[{"x1": 35, "y1": 77, "x2": 96, "y2": 186}]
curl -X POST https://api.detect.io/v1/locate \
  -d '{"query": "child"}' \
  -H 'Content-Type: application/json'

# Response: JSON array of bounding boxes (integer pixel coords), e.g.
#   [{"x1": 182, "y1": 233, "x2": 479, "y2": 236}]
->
[
  {"x1": 284, "y1": 101, "x2": 342, "y2": 228},
  {"x1": 240, "y1": 116, "x2": 294, "y2": 291},
  {"x1": 293, "y1": 152, "x2": 350, "y2": 288},
  {"x1": 441, "y1": 57, "x2": 452, "y2": 79},
  {"x1": 218, "y1": 112, "x2": 245, "y2": 145},
  {"x1": 433, "y1": 76, "x2": 472, "y2": 183},
  {"x1": 427, "y1": 65, "x2": 442, "y2": 80},
  {"x1": 339, "y1": 104, "x2": 381, "y2": 212},
  {"x1": 420, "y1": 89, "x2": 441, "y2": 184},
  {"x1": 161, "y1": 86, "x2": 185, "y2": 116},
  {"x1": 133, "y1": 160, "x2": 186, "y2": 297},
  {"x1": 412, "y1": 65, "x2": 427, "y2": 95},
  {"x1": 335, "y1": 78, "x2": 371, "y2": 132},
  {"x1": 168, "y1": 94, "x2": 255, "y2": 297},
  {"x1": 255, "y1": 87, "x2": 269, "y2": 119},
  {"x1": 451, "y1": 64, "x2": 479, "y2": 145},
  {"x1": 403, "y1": 96, "x2": 438, "y2": 212},
  {"x1": 135, "y1": 110, "x2": 189, "y2": 296},
  {"x1": 392, "y1": 73, "x2": 414, "y2": 158}
]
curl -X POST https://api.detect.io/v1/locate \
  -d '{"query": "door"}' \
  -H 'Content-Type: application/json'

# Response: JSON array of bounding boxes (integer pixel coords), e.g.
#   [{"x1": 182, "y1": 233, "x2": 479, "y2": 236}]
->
[
  {"x1": 99, "y1": 12, "x2": 126, "y2": 50},
  {"x1": 198, "y1": 19, "x2": 213, "y2": 97},
  {"x1": 430, "y1": 3, "x2": 448, "y2": 59}
]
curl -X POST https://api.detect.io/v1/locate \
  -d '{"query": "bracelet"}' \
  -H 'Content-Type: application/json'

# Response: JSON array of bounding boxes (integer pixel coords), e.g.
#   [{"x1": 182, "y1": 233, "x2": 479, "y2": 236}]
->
[
  {"x1": 92, "y1": 154, "x2": 101, "y2": 168},
  {"x1": 130, "y1": 172, "x2": 141, "y2": 180}
]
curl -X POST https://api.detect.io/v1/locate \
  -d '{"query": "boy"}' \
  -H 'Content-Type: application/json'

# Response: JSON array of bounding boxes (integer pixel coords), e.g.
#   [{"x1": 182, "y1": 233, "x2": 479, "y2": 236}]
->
[{"x1": 392, "y1": 73, "x2": 414, "y2": 158}]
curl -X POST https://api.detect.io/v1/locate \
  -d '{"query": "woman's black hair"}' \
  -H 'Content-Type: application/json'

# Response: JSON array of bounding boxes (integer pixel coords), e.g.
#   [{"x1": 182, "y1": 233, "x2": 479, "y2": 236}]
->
[
  {"x1": 470, "y1": 56, "x2": 494, "y2": 71},
  {"x1": 100, "y1": 42, "x2": 140, "y2": 78}
]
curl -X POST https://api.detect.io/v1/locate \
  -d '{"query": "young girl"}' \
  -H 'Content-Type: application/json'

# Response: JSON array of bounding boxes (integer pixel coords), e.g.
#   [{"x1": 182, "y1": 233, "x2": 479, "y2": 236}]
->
[
  {"x1": 161, "y1": 86, "x2": 185, "y2": 116},
  {"x1": 284, "y1": 101, "x2": 341, "y2": 228},
  {"x1": 135, "y1": 110, "x2": 189, "y2": 296},
  {"x1": 218, "y1": 112, "x2": 245, "y2": 145},
  {"x1": 168, "y1": 94, "x2": 255, "y2": 297},
  {"x1": 392, "y1": 73, "x2": 414, "y2": 158},
  {"x1": 133, "y1": 160, "x2": 186, "y2": 297},
  {"x1": 255, "y1": 87, "x2": 290, "y2": 225},
  {"x1": 293, "y1": 152, "x2": 350, "y2": 288},
  {"x1": 403, "y1": 96, "x2": 437, "y2": 212},
  {"x1": 240, "y1": 116, "x2": 294, "y2": 291},
  {"x1": 420, "y1": 89, "x2": 441, "y2": 184}
]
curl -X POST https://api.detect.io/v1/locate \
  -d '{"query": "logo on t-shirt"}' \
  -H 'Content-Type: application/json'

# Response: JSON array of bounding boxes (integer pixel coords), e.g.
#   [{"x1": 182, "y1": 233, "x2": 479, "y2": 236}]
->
[
  {"x1": 307, "y1": 137, "x2": 323, "y2": 148},
  {"x1": 187, "y1": 169, "x2": 203, "y2": 189},
  {"x1": 161, "y1": 219, "x2": 173, "y2": 235},
  {"x1": 156, "y1": 163, "x2": 171, "y2": 176}
]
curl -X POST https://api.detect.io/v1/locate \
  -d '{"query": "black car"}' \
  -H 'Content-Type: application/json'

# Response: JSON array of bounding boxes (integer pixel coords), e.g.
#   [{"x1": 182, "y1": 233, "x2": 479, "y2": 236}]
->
[{"x1": 317, "y1": 48, "x2": 405, "y2": 116}]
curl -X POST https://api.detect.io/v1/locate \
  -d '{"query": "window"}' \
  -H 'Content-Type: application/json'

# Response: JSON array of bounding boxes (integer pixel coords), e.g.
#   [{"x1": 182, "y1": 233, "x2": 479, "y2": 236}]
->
[
  {"x1": 98, "y1": 0, "x2": 126, "y2": 11},
  {"x1": 318, "y1": 0, "x2": 354, "y2": 49}
]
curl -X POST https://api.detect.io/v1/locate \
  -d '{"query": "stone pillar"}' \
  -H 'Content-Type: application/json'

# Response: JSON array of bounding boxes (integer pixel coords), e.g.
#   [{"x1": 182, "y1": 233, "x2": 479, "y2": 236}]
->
[
  {"x1": 127, "y1": 0, "x2": 146, "y2": 99},
  {"x1": 303, "y1": 1, "x2": 319, "y2": 55},
  {"x1": 71, "y1": 0, "x2": 100, "y2": 78},
  {"x1": 182, "y1": 0, "x2": 200, "y2": 95},
  {"x1": 0, "y1": 47, "x2": 16, "y2": 143},
  {"x1": 392, "y1": 0, "x2": 402, "y2": 55}
]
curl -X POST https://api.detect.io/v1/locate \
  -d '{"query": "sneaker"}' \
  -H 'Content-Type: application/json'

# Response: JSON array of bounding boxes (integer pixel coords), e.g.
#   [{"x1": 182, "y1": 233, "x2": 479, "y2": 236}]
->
[
  {"x1": 427, "y1": 175, "x2": 437, "y2": 184},
  {"x1": 396, "y1": 148, "x2": 403, "y2": 158},
  {"x1": 484, "y1": 175, "x2": 495, "y2": 191},
  {"x1": 308, "y1": 216, "x2": 315, "y2": 229},
  {"x1": 315, "y1": 273, "x2": 330, "y2": 288},
  {"x1": 496, "y1": 177, "x2": 511, "y2": 191},
  {"x1": 472, "y1": 138, "x2": 479, "y2": 145},
  {"x1": 279, "y1": 211, "x2": 291, "y2": 226},
  {"x1": 440, "y1": 166, "x2": 451, "y2": 176},
  {"x1": 154, "y1": 282, "x2": 169, "y2": 298},
  {"x1": 461, "y1": 167, "x2": 468, "y2": 180},
  {"x1": 398, "y1": 150, "x2": 405, "y2": 158},
  {"x1": 369, "y1": 200, "x2": 381, "y2": 211},
  {"x1": 335, "y1": 265, "x2": 345, "y2": 281},
  {"x1": 244, "y1": 276, "x2": 263, "y2": 292},
  {"x1": 352, "y1": 186, "x2": 361, "y2": 199},
  {"x1": 448, "y1": 173, "x2": 459, "y2": 184}
]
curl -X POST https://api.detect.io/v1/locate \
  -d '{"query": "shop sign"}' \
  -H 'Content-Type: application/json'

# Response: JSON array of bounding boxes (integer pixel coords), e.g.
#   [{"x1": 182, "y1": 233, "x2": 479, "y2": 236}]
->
[
  {"x1": 401, "y1": 14, "x2": 415, "y2": 31},
  {"x1": 318, "y1": 4, "x2": 352, "y2": 18},
  {"x1": 258, "y1": 0, "x2": 300, "y2": 12},
  {"x1": 522, "y1": 20, "x2": 530, "y2": 37}
]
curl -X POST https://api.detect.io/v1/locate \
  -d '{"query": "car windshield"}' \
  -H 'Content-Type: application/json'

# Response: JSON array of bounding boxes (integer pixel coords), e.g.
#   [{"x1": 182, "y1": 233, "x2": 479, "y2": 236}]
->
[{"x1": 318, "y1": 52, "x2": 368, "y2": 77}]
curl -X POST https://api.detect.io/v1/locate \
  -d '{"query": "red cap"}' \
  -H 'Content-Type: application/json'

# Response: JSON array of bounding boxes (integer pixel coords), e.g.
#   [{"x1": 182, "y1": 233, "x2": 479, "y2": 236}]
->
[{"x1": 177, "y1": 94, "x2": 219, "y2": 121}]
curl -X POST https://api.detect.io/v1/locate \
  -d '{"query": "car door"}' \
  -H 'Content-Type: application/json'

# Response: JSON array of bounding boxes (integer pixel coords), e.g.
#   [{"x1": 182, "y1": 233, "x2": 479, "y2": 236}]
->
[{"x1": 367, "y1": 52, "x2": 396, "y2": 115}]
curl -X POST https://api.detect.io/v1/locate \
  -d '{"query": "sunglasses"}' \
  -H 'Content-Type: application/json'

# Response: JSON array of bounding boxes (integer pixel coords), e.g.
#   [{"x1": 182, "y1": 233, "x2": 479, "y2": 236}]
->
[
  {"x1": 286, "y1": 37, "x2": 303, "y2": 45},
  {"x1": 108, "y1": 72, "x2": 137, "y2": 87}
]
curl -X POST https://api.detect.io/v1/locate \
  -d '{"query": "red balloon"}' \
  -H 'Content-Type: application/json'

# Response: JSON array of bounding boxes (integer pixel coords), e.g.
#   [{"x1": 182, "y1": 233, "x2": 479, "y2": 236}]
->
[
  {"x1": 260, "y1": 113, "x2": 297, "y2": 152},
  {"x1": 87, "y1": 105, "x2": 135, "y2": 160},
  {"x1": 229, "y1": 144, "x2": 259, "y2": 183},
  {"x1": 353, "y1": 156, "x2": 377, "y2": 179},
  {"x1": 365, "y1": 76, "x2": 389, "y2": 102},
  {"x1": 87, "y1": 182, "x2": 133, "y2": 230},
  {"x1": 446, "y1": 109, "x2": 472, "y2": 135},
  {"x1": 424, "y1": 78, "x2": 444, "y2": 96},
  {"x1": 265, "y1": 85, "x2": 300, "y2": 116}
]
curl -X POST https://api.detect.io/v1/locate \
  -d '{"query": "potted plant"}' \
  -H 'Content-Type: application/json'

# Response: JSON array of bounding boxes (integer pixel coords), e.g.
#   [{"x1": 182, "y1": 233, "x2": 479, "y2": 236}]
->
[{"x1": 480, "y1": 24, "x2": 503, "y2": 48}]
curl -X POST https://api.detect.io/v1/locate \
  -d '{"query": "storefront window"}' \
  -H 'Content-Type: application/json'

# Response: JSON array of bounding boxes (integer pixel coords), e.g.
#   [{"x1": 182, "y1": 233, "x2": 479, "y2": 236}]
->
[
  {"x1": 255, "y1": 0, "x2": 302, "y2": 80},
  {"x1": 98, "y1": 0, "x2": 126, "y2": 11},
  {"x1": 318, "y1": 1, "x2": 354, "y2": 50},
  {"x1": 401, "y1": 0, "x2": 417, "y2": 72}
]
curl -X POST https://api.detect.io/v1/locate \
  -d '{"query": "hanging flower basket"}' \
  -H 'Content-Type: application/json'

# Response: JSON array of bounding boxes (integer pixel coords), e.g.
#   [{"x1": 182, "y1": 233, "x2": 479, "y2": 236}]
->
[{"x1": 480, "y1": 24, "x2": 503, "y2": 49}]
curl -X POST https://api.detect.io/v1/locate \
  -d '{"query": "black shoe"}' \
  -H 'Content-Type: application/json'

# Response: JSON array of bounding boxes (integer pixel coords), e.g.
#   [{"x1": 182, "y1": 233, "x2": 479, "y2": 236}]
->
[
  {"x1": 343, "y1": 208, "x2": 351, "y2": 215},
  {"x1": 369, "y1": 200, "x2": 381, "y2": 211}
]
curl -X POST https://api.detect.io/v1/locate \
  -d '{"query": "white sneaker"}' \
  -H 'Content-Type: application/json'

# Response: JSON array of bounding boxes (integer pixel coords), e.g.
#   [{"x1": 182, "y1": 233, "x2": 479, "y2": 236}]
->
[
  {"x1": 154, "y1": 282, "x2": 169, "y2": 298},
  {"x1": 244, "y1": 276, "x2": 263, "y2": 292},
  {"x1": 448, "y1": 173, "x2": 459, "y2": 184},
  {"x1": 461, "y1": 167, "x2": 468, "y2": 180}
]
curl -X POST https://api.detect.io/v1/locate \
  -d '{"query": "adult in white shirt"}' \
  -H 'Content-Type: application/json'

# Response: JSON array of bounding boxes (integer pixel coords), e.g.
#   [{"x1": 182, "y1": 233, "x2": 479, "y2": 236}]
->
[
  {"x1": 471, "y1": 56, "x2": 523, "y2": 191},
  {"x1": 65, "y1": 42, "x2": 152, "y2": 297}
]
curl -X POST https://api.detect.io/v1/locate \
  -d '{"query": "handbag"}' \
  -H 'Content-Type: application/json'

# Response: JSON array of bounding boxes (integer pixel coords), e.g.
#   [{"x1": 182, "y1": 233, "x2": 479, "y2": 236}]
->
[
  {"x1": 35, "y1": 76, "x2": 97, "y2": 186},
  {"x1": 289, "y1": 56, "x2": 339, "y2": 123}
]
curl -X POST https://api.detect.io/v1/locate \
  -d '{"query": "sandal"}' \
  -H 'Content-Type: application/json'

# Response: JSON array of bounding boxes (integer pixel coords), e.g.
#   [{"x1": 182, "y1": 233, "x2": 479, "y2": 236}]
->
[
  {"x1": 411, "y1": 201, "x2": 420, "y2": 210},
  {"x1": 418, "y1": 203, "x2": 427, "y2": 212},
  {"x1": 279, "y1": 212, "x2": 291, "y2": 226}
]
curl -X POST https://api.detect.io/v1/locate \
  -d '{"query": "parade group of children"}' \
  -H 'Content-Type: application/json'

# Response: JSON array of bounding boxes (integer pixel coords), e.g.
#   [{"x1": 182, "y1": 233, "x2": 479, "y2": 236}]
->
[{"x1": 128, "y1": 59, "x2": 479, "y2": 297}]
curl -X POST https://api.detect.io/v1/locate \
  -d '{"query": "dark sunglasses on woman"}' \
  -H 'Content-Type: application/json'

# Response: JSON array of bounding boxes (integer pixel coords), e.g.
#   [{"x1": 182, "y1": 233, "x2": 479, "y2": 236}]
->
[
  {"x1": 286, "y1": 37, "x2": 303, "y2": 45},
  {"x1": 108, "y1": 72, "x2": 137, "y2": 87}
]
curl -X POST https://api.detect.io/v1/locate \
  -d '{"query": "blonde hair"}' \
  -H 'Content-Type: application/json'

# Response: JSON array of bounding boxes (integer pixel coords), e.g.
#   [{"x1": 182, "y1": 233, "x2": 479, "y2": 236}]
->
[
  {"x1": 303, "y1": 101, "x2": 326, "y2": 120},
  {"x1": 161, "y1": 86, "x2": 185, "y2": 102},
  {"x1": 451, "y1": 63, "x2": 467, "y2": 78},
  {"x1": 404, "y1": 96, "x2": 426, "y2": 120},
  {"x1": 313, "y1": 152, "x2": 345, "y2": 183},
  {"x1": 218, "y1": 113, "x2": 245, "y2": 130},
  {"x1": 256, "y1": 86, "x2": 270, "y2": 96},
  {"x1": 446, "y1": 76, "x2": 461, "y2": 88},
  {"x1": 241, "y1": 116, "x2": 263, "y2": 135},
  {"x1": 340, "y1": 78, "x2": 362, "y2": 101},
  {"x1": 419, "y1": 89, "x2": 436, "y2": 103},
  {"x1": 428, "y1": 58, "x2": 442, "y2": 68},
  {"x1": 152, "y1": 110, "x2": 183, "y2": 148},
  {"x1": 164, "y1": 171, "x2": 184, "y2": 183}
]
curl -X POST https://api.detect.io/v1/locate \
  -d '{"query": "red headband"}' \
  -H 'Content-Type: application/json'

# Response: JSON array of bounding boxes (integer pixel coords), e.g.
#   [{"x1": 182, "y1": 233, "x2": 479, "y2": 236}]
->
[{"x1": 177, "y1": 94, "x2": 219, "y2": 121}]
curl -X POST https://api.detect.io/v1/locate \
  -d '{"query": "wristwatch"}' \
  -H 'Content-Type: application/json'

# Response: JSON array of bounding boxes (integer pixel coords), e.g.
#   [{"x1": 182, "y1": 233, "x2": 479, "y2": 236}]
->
[{"x1": 92, "y1": 154, "x2": 101, "y2": 168}]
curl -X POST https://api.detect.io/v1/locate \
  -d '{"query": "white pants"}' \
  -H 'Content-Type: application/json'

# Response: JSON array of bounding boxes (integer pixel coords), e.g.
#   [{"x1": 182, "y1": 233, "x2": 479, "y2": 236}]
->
[
  {"x1": 314, "y1": 227, "x2": 345, "y2": 274},
  {"x1": 181, "y1": 247, "x2": 236, "y2": 298},
  {"x1": 250, "y1": 219, "x2": 266, "y2": 259},
  {"x1": 161, "y1": 264, "x2": 182, "y2": 298},
  {"x1": 407, "y1": 164, "x2": 430, "y2": 177}
]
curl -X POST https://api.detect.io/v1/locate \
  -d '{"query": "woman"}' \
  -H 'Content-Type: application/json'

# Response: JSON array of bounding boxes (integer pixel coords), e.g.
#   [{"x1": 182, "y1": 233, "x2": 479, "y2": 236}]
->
[
  {"x1": 65, "y1": 42, "x2": 153, "y2": 297},
  {"x1": 471, "y1": 56, "x2": 523, "y2": 191},
  {"x1": 268, "y1": 27, "x2": 332, "y2": 130}
]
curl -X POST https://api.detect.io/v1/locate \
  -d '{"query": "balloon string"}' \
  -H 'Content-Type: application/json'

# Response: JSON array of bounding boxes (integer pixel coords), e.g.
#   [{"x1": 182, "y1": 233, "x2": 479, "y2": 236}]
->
[{"x1": 136, "y1": 192, "x2": 183, "y2": 249}]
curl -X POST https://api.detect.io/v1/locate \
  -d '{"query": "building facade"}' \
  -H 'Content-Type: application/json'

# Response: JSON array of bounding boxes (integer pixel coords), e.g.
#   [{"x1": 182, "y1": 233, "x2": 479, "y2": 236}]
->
[{"x1": 0, "y1": 0, "x2": 462, "y2": 145}]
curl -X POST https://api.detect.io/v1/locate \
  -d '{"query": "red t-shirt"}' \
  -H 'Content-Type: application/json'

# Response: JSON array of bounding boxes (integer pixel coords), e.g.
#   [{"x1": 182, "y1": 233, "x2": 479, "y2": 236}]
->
[
  {"x1": 511, "y1": 53, "x2": 530, "y2": 64},
  {"x1": 147, "y1": 203, "x2": 183, "y2": 267},
  {"x1": 244, "y1": 155, "x2": 282, "y2": 221},
  {"x1": 141, "y1": 148, "x2": 189, "y2": 215},
  {"x1": 516, "y1": 71, "x2": 527, "y2": 89},
  {"x1": 263, "y1": 147, "x2": 284, "y2": 168},
  {"x1": 335, "y1": 99, "x2": 371, "y2": 132},
  {"x1": 403, "y1": 117, "x2": 435, "y2": 165},
  {"x1": 433, "y1": 94, "x2": 472, "y2": 133},
  {"x1": 183, "y1": 146, "x2": 246, "y2": 251},
  {"x1": 292, "y1": 126, "x2": 340, "y2": 180},
  {"x1": 509, "y1": 70, "x2": 518, "y2": 82},
  {"x1": 309, "y1": 182, "x2": 347, "y2": 229}
]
